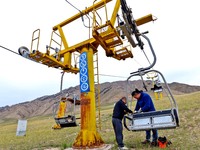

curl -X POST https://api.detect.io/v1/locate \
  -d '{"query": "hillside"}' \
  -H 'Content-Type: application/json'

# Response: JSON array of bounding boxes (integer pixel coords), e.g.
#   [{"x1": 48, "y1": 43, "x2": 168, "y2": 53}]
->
[
  {"x1": 0, "y1": 90, "x2": 200, "y2": 149},
  {"x1": 0, "y1": 80, "x2": 200, "y2": 120}
]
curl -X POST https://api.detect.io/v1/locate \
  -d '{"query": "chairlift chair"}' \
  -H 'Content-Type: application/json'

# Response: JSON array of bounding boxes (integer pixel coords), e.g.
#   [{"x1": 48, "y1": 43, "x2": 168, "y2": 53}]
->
[
  {"x1": 123, "y1": 33, "x2": 179, "y2": 131},
  {"x1": 52, "y1": 96, "x2": 80, "y2": 129},
  {"x1": 124, "y1": 69, "x2": 179, "y2": 132},
  {"x1": 147, "y1": 72, "x2": 163, "y2": 100}
]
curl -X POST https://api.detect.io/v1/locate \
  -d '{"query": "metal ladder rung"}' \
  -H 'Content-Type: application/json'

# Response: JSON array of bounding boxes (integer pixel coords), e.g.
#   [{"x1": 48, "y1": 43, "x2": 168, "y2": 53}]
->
[
  {"x1": 52, "y1": 39, "x2": 62, "y2": 47},
  {"x1": 101, "y1": 32, "x2": 117, "y2": 40},
  {"x1": 101, "y1": 31, "x2": 122, "y2": 47},
  {"x1": 93, "y1": 21, "x2": 122, "y2": 49},
  {"x1": 106, "y1": 39, "x2": 122, "y2": 48},
  {"x1": 115, "y1": 47, "x2": 133, "y2": 59}
]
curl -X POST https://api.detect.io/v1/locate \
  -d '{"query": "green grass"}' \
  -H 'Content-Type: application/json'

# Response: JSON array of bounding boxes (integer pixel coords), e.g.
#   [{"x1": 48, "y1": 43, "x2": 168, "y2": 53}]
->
[{"x1": 0, "y1": 92, "x2": 200, "y2": 150}]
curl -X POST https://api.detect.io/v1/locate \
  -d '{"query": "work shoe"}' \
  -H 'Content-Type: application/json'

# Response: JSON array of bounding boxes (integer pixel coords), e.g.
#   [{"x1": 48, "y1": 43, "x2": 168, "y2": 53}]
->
[
  {"x1": 150, "y1": 141, "x2": 158, "y2": 147},
  {"x1": 141, "y1": 139, "x2": 150, "y2": 144},
  {"x1": 118, "y1": 146, "x2": 129, "y2": 150}
]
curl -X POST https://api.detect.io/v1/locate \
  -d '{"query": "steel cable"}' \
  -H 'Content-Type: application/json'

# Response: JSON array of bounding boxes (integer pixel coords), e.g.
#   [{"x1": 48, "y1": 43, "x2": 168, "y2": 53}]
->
[{"x1": 0, "y1": 45, "x2": 19, "y2": 56}]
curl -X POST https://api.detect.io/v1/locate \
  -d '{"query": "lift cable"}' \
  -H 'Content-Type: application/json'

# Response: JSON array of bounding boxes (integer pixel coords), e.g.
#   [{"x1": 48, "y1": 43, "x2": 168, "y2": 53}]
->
[
  {"x1": 141, "y1": 49, "x2": 151, "y2": 65},
  {"x1": 99, "y1": 74, "x2": 127, "y2": 79},
  {"x1": 0, "y1": 45, "x2": 152, "y2": 84},
  {"x1": 0, "y1": 44, "x2": 150, "y2": 79},
  {"x1": 133, "y1": 57, "x2": 143, "y2": 68},
  {"x1": 0, "y1": 44, "x2": 129, "y2": 80},
  {"x1": 0, "y1": 45, "x2": 19, "y2": 56},
  {"x1": 65, "y1": 0, "x2": 92, "y2": 29}
]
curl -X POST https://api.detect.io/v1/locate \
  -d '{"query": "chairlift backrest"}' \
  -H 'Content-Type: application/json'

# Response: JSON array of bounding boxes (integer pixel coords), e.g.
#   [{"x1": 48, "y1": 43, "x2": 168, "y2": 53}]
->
[
  {"x1": 125, "y1": 69, "x2": 179, "y2": 131},
  {"x1": 52, "y1": 95, "x2": 80, "y2": 129}
]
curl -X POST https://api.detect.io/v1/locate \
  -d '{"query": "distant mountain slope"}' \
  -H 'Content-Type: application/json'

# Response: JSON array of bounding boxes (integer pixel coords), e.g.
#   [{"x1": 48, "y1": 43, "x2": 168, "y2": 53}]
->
[
  {"x1": 168, "y1": 82, "x2": 200, "y2": 93},
  {"x1": 0, "y1": 80, "x2": 200, "y2": 120}
]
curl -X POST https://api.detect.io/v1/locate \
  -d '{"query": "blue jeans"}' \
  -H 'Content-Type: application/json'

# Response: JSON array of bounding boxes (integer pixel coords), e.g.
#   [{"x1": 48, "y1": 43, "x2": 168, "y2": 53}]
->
[
  {"x1": 112, "y1": 118, "x2": 124, "y2": 147},
  {"x1": 146, "y1": 129, "x2": 158, "y2": 142}
]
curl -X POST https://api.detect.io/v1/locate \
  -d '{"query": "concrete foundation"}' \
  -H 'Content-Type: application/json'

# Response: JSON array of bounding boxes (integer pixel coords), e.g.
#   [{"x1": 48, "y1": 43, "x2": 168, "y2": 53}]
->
[{"x1": 65, "y1": 144, "x2": 114, "y2": 150}]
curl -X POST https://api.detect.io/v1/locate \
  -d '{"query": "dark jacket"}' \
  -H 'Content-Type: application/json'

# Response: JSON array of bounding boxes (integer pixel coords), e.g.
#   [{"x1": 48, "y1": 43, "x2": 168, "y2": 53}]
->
[
  {"x1": 135, "y1": 92, "x2": 156, "y2": 112},
  {"x1": 112, "y1": 99, "x2": 133, "y2": 120}
]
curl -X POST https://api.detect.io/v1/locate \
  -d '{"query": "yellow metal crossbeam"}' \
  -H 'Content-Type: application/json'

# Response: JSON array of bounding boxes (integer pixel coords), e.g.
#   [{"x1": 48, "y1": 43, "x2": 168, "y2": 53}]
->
[
  {"x1": 53, "y1": 0, "x2": 112, "y2": 31},
  {"x1": 135, "y1": 14, "x2": 155, "y2": 26}
]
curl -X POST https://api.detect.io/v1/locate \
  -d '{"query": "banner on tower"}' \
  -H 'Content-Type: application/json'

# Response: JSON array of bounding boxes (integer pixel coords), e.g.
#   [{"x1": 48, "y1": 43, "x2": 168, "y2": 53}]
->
[{"x1": 79, "y1": 52, "x2": 90, "y2": 93}]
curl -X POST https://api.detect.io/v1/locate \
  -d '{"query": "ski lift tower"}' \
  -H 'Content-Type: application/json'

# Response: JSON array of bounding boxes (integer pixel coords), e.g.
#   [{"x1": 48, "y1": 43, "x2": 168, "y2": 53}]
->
[{"x1": 18, "y1": 0, "x2": 155, "y2": 148}]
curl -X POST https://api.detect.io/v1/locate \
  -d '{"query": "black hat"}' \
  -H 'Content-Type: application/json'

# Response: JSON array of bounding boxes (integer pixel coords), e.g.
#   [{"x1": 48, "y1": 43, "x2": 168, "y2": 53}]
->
[{"x1": 131, "y1": 88, "x2": 142, "y2": 96}]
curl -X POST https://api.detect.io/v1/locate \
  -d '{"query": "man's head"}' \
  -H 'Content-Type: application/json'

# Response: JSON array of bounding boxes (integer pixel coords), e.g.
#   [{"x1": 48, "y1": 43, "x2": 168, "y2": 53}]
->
[
  {"x1": 121, "y1": 96, "x2": 127, "y2": 104},
  {"x1": 131, "y1": 88, "x2": 142, "y2": 100}
]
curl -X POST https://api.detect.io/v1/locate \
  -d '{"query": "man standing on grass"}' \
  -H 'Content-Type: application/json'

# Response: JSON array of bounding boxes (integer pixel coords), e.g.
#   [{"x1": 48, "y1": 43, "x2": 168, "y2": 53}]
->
[
  {"x1": 112, "y1": 96, "x2": 133, "y2": 150},
  {"x1": 131, "y1": 88, "x2": 158, "y2": 146}
]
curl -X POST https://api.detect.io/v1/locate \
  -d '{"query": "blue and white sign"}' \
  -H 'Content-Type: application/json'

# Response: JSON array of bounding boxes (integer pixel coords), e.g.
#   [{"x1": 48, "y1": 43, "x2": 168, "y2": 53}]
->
[{"x1": 79, "y1": 52, "x2": 90, "y2": 93}]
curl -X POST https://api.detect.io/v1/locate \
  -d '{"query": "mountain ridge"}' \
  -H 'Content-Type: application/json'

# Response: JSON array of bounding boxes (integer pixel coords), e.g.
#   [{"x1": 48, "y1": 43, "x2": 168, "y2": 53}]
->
[{"x1": 1, "y1": 80, "x2": 200, "y2": 120}]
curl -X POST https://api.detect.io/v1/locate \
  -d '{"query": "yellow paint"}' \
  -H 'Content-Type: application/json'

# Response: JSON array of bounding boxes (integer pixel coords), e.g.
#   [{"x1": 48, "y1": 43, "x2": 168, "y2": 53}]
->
[
  {"x1": 110, "y1": 0, "x2": 120, "y2": 25},
  {"x1": 63, "y1": 52, "x2": 71, "y2": 68},
  {"x1": 57, "y1": 99, "x2": 67, "y2": 118},
  {"x1": 73, "y1": 47, "x2": 104, "y2": 148},
  {"x1": 53, "y1": 0, "x2": 112, "y2": 30},
  {"x1": 52, "y1": 98, "x2": 67, "y2": 130},
  {"x1": 160, "y1": 92, "x2": 163, "y2": 99},
  {"x1": 25, "y1": 0, "x2": 156, "y2": 148},
  {"x1": 57, "y1": 26, "x2": 68, "y2": 49},
  {"x1": 52, "y1": 124, "x2": 61, "y2": 129},
  {"x1": 154, "y1": 92, "x2": 163, "y2": 100},
  {"x1": 154, "y1": 92, "x2": 159, "y2": 100},
  {"x1": 135, "y1": 14, "x2": 155, "y2": 26},
  {"x1": 28, "y1": 0, "x2": 155, "y2": 73}
]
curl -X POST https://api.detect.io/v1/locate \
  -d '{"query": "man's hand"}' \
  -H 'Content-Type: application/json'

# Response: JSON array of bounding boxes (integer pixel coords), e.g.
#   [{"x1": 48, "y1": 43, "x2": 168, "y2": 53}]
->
[
  {"x1": 138, "y1": 108, "x2": 142, "y2": 113},
  {"x1": 134, "y1": 108, "x2": 142, "y2": 113}
]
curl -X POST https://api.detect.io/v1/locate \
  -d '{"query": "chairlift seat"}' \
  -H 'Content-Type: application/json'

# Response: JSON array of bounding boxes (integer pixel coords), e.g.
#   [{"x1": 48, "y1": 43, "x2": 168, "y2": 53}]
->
[
  {"x1": 124, "y1": 108, "x2": 179, "y2": 131},
  {"x1": 54, "y1": 115, "x2": 77, "y2": 128}
]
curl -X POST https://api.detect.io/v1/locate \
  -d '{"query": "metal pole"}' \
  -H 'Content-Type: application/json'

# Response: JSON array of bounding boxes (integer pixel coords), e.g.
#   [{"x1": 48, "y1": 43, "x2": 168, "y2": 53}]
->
[
  {"x1": 60, "y1": 72, "x2": 65, "y2": 93},
  {"x1": 130, "y1": 34, "x2": 157, "y2": 74}
]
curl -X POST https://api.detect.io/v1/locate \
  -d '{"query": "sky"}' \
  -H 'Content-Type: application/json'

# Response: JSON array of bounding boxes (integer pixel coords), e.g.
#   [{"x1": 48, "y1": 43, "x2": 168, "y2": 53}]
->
[{"x1": 0, "y1": 0, "x2": 200, "y2": 107}]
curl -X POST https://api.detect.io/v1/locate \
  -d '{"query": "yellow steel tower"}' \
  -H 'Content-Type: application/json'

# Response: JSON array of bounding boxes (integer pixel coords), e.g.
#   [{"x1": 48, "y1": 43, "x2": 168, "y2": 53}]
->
[{"x1": 18, "y1": 0, "x2": 155, "y2": 148}]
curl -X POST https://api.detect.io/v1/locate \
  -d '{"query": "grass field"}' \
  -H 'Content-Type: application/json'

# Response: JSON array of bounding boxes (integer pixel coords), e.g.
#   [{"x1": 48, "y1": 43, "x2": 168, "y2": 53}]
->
[{"x1": 0, "y1": 92, "x2": 200, "y2": 150}]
